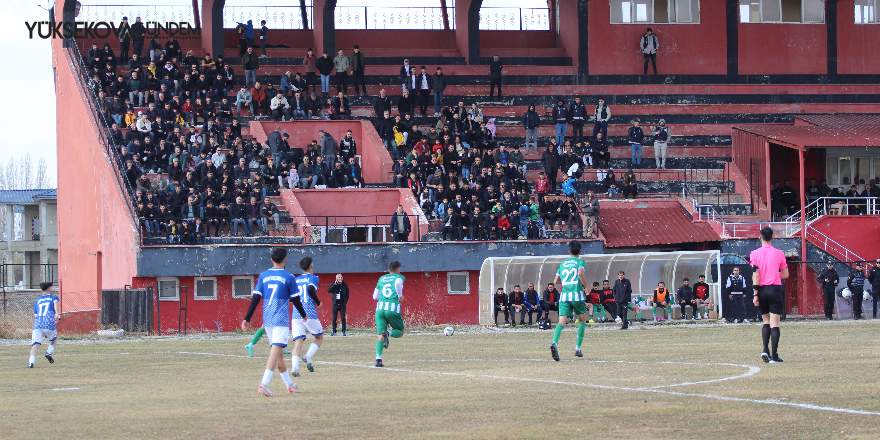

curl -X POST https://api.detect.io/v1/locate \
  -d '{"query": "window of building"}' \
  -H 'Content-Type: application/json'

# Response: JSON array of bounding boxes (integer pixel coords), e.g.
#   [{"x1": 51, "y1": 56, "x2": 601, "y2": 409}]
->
[
  {"x1": 739, "y1": 0, "x2": 824, "y2": 23},
  {"x1": 157, "y1": 277, "x2": 179, "y2": 301},
  {"x1": 856, "y1": 0, "x2": 878, "y2": 23},
  {"x1": 825, "y1": 155, "x2": 879, "y2": 187},
  {"x1": 194, "y1": 277, "x2": 217, "y2": 300},
  {"x1": 610, "y1": 0, "x2": 700, "y2": 24},
  {"x1": 232, "y1": 276, "x2": 254, "y2": 299},
  {"x1": 447, "y1": 272, "x2": 470, "y2": 295}
]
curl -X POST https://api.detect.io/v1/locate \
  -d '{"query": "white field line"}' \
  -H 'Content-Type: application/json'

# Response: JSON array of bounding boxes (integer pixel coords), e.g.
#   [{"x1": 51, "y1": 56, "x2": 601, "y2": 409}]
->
[{"x1": 166, "y1": 351, "x2": 880, "y2": 416}]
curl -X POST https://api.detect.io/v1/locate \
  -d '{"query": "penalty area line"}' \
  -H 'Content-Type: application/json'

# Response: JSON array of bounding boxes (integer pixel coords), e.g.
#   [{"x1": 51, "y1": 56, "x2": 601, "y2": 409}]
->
[{"x1": 321, "y1": 360, "x2": 880, "y2": 417}]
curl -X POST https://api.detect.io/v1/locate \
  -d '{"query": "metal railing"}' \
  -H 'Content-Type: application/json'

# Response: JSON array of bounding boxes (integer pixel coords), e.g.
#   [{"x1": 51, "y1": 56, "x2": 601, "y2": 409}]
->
[
  {"x1": 336, "y1": 6, "x2": 453, "y2": 30},
  {"x1": 225, "y1": 6, "x2": 314, "y2": 30},
  {"x1": 0, "y1": 263, "x2": 58, "y2": 290},
  {"x1": 682, "y1": 186, "x2": 799, "y2": 238},
  {"x1": 65, "y1": 44, "x2": 140, "y2": 230},
  {"x1": 804, "y1": 225, "x2": 874, "y2": 269},
  {"x1": 479, "y1": 7, "x2": 550, "y2": 30},
  {"x1": 786, "y1": 196, "x2": 880, "y2": 225},
  {"x1": 78, "y1": 5, "x2": 197, "y2": 26}
]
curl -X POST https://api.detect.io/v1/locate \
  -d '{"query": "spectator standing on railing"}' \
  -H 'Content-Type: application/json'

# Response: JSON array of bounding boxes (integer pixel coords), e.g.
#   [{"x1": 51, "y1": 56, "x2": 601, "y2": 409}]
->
[
  {"x1": 242, "y1": 47, "x2": 260, "y2": 90},
  {"x1": 350, "y1": 45, "x2": 367, "y2": 96},
  {"x1": 488, "y1": 55, "x2": 503, "y2": 99},
  {"x1": 816, "y1": 261, "x2": 838, "y2": 320},
  {"x1": 640, "y1": 28, "x2": 659, "y2": 75},
  {"x1": 390, "y1": 205, "x2": 411, "y2": 242},
  {"x1": 333, "y1": 49, "x2": 349, "y2": 94}
]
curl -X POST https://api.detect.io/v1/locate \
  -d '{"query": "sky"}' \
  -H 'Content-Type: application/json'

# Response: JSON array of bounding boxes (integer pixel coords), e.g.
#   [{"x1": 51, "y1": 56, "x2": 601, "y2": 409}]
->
[{"x1": 0, "y1": 0, "x2": 543, "y2": 187}]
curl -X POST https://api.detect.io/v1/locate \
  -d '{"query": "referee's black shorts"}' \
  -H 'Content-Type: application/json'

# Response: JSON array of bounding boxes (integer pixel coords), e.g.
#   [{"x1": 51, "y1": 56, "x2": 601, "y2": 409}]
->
[{"x1": 756, "y1": 285, "x2": 784, "y2": 315}]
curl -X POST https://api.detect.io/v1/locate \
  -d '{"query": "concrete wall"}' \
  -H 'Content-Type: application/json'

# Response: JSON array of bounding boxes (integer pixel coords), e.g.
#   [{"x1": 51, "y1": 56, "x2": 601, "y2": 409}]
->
[
  {"x1": 837, "y1": 0, "x2": 880, "y2": 74},
  {"x1": 249, "y1": 120, "x2": 393, "y2": 184},
  {"x1": 738, "y1": 23, "x2": 827, "y2": 75},
  {"x1": 53, "y1": 26, "x2": 140, "y2": 305},
  {"x1": 132, "y1": 270, "x2": 479, "y2": 332},
  {"x1": 810, "y1": 215, "x2": 880, "y2": 262},
  {"x1": 136, "y1": 240, "x2": 604, "y2": 277}
]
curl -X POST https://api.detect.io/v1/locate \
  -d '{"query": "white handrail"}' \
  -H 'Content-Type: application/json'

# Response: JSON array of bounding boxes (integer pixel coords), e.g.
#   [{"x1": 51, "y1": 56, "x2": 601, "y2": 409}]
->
[{"x1": 786, "y1": 196, "x2": 879, "y2": 224}]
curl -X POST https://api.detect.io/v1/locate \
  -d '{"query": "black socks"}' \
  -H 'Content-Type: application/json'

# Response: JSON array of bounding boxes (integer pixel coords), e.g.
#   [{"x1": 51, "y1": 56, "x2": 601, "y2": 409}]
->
[
  {"x1": 762, "y1": 324, "x2": 771, "y2": 354},
  {"x1": 770, "y1": 327, "x2": 780, "y2": 358}
]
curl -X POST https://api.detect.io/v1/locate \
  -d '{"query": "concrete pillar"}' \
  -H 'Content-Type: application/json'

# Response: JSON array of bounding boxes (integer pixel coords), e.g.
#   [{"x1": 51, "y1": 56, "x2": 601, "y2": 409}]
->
[
  {"x1": 201, "y1": 0, "x2": 226, "y2": 58},
  {"x1": 556, "y1": 0, "x2": 587, "y2": 75},
  {"x1": 312, "y1": 0, "x2": 337, "y2": 57},
  {"x1": 454, "y1": 0, "x2": 483, "y2": 64}
]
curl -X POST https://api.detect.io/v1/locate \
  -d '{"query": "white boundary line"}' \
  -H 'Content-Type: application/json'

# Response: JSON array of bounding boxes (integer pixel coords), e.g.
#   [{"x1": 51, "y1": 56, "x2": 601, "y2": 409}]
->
[{"x1": 165, "y1": 351, "x2": 880, "y2": 417}]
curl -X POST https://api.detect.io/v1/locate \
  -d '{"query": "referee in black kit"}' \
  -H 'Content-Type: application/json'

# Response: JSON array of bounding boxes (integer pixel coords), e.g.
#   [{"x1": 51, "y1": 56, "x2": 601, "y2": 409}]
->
[{"x1": 749, "y1": 227, "x2": 789, "y2": 364}]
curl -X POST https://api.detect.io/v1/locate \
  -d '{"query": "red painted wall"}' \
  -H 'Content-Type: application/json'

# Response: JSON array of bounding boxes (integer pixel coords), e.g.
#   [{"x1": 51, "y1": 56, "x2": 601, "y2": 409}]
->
[
  {"x1": 132, "y1": 270, "x2": 479, "y2": 333},
  {"x1": 837, "y1": 1, "x2": 880, "y2": 74},
  {"x1": 480, "y1": 30, "x2": 556, "y2": 49},
  {"x1": 738, "y1": 24, "x2": 827, "y2": 74},
  {"x1": 556, "y1": 0, "x2": 579, "y2": 66},
  {"x1": 811, "y1": 216, "x2": 880, "y2": 262},
  {"x1": 732, "y1": 130, "x2": 772, "y2": 220},
  {"x1": 336, "y1": 30, "x2": 458, "y2": 50},
  {"x1": 249, "y1": 120, "x2": 393, "y2": 184},
  {"x1": 587, "y1": 0, "x2": 727, "y2": 75},
  {"x1": 53, "y1": 28, "x2": 139, "y2": 309}
]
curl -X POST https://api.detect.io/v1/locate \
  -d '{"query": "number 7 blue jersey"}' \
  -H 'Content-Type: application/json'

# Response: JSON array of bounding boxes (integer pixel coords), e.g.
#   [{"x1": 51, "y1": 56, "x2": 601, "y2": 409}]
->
[
  {"x1": 254, "y1": 268, "x2": 297, "y2": 327},
  {"x1": 293, "y1": 273, "x2": 320, "y2": 319}
]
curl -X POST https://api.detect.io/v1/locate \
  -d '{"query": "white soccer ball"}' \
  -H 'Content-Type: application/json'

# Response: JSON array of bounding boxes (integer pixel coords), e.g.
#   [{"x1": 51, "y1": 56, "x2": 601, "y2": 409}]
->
[
  {"x1": 864, "y1": 291, "x2": 872, "y2": 302},
  {"x1": 443, "y1": 326, "x2": 454, "y2": 336},
  {"x1": 841, "y1": 288, "x2": 852, "y2": 298}
]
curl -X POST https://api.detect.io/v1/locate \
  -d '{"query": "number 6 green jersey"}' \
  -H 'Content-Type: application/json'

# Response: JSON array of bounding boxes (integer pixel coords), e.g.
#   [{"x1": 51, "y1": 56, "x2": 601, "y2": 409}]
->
[
  {"x1": 556, "y1": 257, "x2": 586, "y2": 302},
  {"x1": 375, "y1": 273, "x2": 405, "y2": 314}
]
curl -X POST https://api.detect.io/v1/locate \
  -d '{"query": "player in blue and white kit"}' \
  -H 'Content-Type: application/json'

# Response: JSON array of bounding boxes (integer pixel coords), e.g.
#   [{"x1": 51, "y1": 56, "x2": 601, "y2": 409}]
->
[
  {"x1": 241, "y1": 248, "x2": 308, "y2": 397},
  {"x1": 290, "y1": 256, "x2": 324, "y2": 376},
  {"x1": 28, "y1": 282, "x2": 60, "y2": 368}
]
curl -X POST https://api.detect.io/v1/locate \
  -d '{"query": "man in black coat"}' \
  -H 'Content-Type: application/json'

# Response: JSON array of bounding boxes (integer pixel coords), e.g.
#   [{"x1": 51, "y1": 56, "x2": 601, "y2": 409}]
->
[
  {"x1": 488, "y1": 55, "x2": 503, "y2": 99},
  {"x1": 817, "y1": 261, "x2": 839, "y2": 319},
  {"x1": 541, "y1": 145, "x2": 559, "y2": 192},
  {"x1": 613, "y1": 271, "x2": 633, "y2": 329},
  {"x1": 328, "y1": 273, "x2": 350, "y2": 336},
  {"x1": 374, "y1": 89, "x2": 392, "y2": 118},
  {"x1": 390, "y1": 205, "x2": 411, "y2": 242},
  {"x1": 869, "y1": 259, "x2": 880, "y2": 318},
  {"x1": 677, "y1": 278, "x2": 697, "y2": 320},
  {"x1": 493, "y1": 287, "x2": 509, "y2": 326}
]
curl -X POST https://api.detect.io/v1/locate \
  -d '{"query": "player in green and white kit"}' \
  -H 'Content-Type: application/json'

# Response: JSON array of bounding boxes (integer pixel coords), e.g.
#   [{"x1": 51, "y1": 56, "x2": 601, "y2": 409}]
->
[
  {"x1": 374, "y1": 260, "x2": 405, "y2": 367},
  {"x1": 550, "y1": 240, "x2": 589, "y2": 361}
]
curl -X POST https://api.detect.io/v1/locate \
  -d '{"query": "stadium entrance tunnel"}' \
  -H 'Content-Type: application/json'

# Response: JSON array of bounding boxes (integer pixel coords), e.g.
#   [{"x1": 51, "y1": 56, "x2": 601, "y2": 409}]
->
[{"x1": 478, "y1": 251, "x2": 721, "y2": 326}]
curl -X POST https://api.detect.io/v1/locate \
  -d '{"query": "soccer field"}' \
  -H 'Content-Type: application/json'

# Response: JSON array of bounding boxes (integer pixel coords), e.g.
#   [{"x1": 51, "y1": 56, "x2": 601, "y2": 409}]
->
[{"x1": 1, "y1": 320, "x2": 879, "y2": 439}]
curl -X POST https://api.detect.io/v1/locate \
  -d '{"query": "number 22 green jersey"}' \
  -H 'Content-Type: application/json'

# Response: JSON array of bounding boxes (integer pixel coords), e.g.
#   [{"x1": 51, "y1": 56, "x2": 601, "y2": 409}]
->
[
  {"x1": 375, "y1": 273, "x2": 405, "y2": 314},
  {"x1": 556, "y1": 257, "x2": 586, "y2": 302}
]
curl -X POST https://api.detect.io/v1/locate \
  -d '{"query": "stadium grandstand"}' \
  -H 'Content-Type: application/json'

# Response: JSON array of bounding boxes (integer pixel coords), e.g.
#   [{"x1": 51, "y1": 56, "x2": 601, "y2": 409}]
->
[{"x1": 38, "y1": 0, "x2": 880, "y2": 334}]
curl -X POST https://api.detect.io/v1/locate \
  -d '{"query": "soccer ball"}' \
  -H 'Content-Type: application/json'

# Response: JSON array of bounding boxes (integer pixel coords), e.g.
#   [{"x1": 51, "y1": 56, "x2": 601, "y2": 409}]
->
[
  {"x1": 841, "y1": 288, "x2": 852, "y2": 298},
  {"x1": 443, "y1": 326, "x2": 454, "y2": 336},
  {"x1": 864, "y1": 290, "x2": 872, "y2": 302}
]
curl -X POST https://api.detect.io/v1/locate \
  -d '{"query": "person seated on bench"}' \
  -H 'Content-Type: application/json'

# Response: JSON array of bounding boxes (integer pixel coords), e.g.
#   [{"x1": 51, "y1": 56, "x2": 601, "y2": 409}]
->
[
  {"x1": 508, "y1": 285, "x2": 526, "y2": 326},
  {"x1": 600, "y1": 280, "x2": 616, "y2": 323},
  {"x1": 541, "y1": 282, "x2": 560, "y2": 323},
  {"x1": 651, "y1": 281, "x2": 672, "y2": 322},
  {"x1": 523, "y1": 282, "x2": 543, "y2": 325},
  {"x1": 693, "y1": 274, "x2": 712, "y2": 319},
  {"x1": 493, "y1": 287, "x2": 509, "y2": 326},
  {"x1": 677, "y1": 277, "x2": 698, "y2": 319},
  {"x1": 588, "y1": 282, "x2": 602, "y2": 323},
  {"x1": 626, "y1": 296, "x2": 646, "y2": 323}
]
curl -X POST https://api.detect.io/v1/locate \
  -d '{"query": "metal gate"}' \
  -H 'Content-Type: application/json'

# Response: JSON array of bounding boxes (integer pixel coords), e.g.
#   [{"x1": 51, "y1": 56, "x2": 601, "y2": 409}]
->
[{"x1": 101, "y1": 287, "x2": 154, "y2": 333}]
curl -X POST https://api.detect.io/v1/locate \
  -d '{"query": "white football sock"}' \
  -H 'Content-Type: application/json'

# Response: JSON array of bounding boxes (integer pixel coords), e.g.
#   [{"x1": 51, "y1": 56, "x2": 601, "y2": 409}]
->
[
  {"x1": 29, "y1": 355, "x2": 36, "y2": 365},
  {"x1": 46, "y1": 345, "x2": 55, "y2": 355},
  {"x1": 280, "y1": 371, "x2": 293, "y2": 387},
  {"x1": 261, "y1": 369, "x2": 273, "y2": 386},
  {"x1": 292, "y1": 356, "x2": 300, "y2": 372},
  {"x1": 305, "y1": 343, "x2": 319, "y2": 360}
]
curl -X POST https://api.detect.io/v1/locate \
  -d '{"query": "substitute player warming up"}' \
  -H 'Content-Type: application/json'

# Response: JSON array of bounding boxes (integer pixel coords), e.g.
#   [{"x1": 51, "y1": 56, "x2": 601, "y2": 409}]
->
[
  {"x1": 291, "y1": 256, "x2": 324, "y2": 376},
  {"x1": 374, "y1": 260, "x2": 405, "y2": 367},
  {"x1": 750, "y1": 227, "x2": 789, "y2": 364},
  {"x1": 550, "y1": 240, "x2": 589, "y2": 361},
  {"x1": 29, "y1": 282, "x2": 60, "y2": 368},
  {"x1": 241, "y1": 248, "x2": 308, "y2": 396}
]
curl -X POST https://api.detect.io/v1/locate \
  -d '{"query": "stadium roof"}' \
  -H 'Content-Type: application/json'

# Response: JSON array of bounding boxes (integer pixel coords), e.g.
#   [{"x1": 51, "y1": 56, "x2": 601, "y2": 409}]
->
[
  {"x1": 0, "y1": 189, "x2": 57, "y2": 204},
  {"x1": 734, "y1": 114, "x2": 880, "y2": 149},
  {"x1": 598, "y1": 204, "x2": 720, "y2": 248}
]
